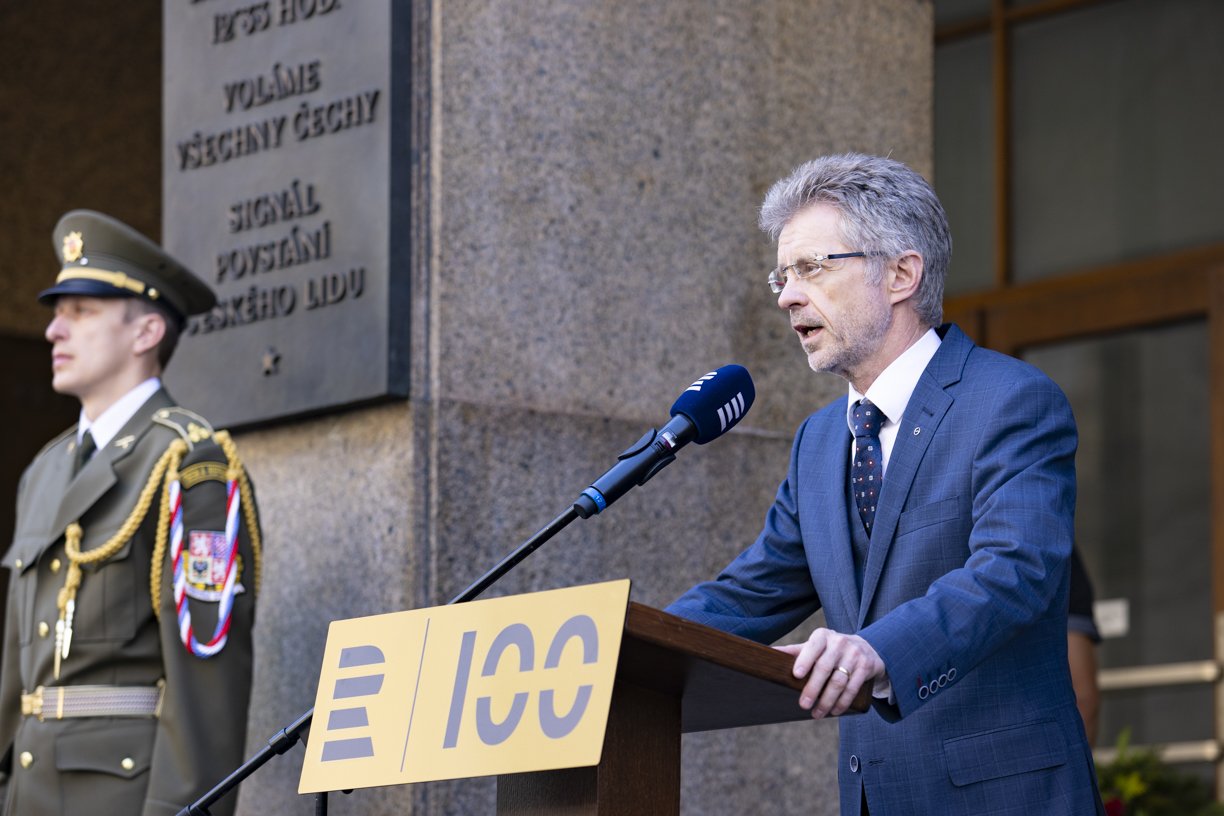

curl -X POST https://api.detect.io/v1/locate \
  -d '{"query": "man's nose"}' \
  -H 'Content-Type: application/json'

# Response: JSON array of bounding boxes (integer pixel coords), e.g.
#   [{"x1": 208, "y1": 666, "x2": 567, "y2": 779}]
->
[
  {"x1": 776, "y1": 277, "x2": 806, "y2": 310},
  {"x1": 45, "y1": 313, "x2": 66, "y2": 342}
]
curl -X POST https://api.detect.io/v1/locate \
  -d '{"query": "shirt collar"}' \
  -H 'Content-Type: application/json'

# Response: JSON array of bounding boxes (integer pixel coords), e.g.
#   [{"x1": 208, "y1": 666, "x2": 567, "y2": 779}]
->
[
  {"x1": 78, "y1": 377, "x2": 162, "y2": 451},
  {"x1": 846, "y1": 328, "x2": 941, "y2": 427}
]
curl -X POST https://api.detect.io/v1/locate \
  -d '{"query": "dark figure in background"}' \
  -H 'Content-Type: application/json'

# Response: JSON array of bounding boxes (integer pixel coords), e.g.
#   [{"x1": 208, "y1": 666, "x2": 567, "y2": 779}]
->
[
  {"x1": 0, "y1": 211, "x2": 262, "y2": 816},
  {"x1": 667, "y1": 154, "x2": 1103, "y2": 815},
  {"x1": 1068, "y1": 547, "x2": 1102, "y2": 746}
]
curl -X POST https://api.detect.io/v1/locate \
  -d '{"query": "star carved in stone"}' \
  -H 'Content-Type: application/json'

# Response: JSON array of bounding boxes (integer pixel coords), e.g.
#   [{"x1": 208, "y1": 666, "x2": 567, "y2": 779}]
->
[{"x1": 261, "y1": 347, "x2": 281, "y2": 376}]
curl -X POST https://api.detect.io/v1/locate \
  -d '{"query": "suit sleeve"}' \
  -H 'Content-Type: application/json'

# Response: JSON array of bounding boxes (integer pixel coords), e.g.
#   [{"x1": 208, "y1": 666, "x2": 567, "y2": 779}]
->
[
  {"x1": 665, "y1": 417, "x2": 822, "y2": 643},
  {"x1": 859, "y1": 374, "x2": 1077, "y2": 720},
  {"x1": 142, "y1": 441, "x2": 259, "y2": 816}
]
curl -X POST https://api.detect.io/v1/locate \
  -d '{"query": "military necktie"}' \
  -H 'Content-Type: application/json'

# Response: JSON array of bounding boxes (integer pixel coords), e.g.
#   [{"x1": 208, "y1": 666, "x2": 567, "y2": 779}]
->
[
  {"x1": 73, "y1": 431, "x2": 97, "y2": 476},
  {"x1": 850, "y1": 400, "x2": 884, "y2": 535}
]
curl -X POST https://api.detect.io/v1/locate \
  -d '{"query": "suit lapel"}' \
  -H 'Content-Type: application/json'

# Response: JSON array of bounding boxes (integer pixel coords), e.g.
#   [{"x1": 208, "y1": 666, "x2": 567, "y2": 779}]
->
[
  {"x1": 857, "y1": 326, "x2": 972, "y2": 626},
  {"x1": 47, "y1": 390, "x2": 173, "y2": 541}
]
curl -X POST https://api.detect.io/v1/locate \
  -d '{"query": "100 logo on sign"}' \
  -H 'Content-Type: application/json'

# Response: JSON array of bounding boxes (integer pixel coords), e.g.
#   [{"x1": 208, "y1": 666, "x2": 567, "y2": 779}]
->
[{"x1": 442, "y1": 615, "x2": 599, "y2": 747}]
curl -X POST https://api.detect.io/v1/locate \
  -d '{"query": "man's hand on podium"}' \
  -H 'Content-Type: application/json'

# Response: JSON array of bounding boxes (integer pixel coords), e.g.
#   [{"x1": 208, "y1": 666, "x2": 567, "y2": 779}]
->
[{"x1": 775, "y1": 629, "x2": 886, "y2": 719}]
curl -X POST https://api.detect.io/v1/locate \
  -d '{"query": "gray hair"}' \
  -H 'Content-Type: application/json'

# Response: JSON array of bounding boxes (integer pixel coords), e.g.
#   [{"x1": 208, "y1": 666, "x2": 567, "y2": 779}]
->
[{"x1": 759, "y1": 153, "x2": 950, "y2": 327}]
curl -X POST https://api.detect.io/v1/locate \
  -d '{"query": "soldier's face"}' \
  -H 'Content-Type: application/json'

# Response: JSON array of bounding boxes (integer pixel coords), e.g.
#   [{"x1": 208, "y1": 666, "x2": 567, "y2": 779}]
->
[{"x1": 45, "y1": 296, "x2": 146, "y2": 408}]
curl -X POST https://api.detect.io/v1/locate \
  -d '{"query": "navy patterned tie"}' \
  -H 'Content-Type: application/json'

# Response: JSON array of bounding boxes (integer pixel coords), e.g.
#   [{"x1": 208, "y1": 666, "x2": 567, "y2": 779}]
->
[{"x1": 850, "y1": 400, "x2": 884, "y2": 535}]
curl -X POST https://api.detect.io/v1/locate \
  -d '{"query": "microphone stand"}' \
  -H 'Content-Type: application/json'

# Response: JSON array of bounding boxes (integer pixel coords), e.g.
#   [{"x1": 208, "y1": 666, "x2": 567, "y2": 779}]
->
[
  {"x1": 181, "y1": 364, "x2": 753, "y2": 814},
  {"x1": 178, "y1": 506, "x2": 582, "y2": 815}
]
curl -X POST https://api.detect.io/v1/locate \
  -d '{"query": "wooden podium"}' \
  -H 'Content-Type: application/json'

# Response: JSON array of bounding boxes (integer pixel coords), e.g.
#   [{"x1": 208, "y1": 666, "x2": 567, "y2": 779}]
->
[{"x1": 496, "y1": 602, "x2": 869, "y2": 815}]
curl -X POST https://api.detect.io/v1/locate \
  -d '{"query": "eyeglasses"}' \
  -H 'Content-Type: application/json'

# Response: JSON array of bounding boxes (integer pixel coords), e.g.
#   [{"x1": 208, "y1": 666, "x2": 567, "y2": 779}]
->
[{"x1": 767, "y1": 252, "x2": 870, "y2": 294}]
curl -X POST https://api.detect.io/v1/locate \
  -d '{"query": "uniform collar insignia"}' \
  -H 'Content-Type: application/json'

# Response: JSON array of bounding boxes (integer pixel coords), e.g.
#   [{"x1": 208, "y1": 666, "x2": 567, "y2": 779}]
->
[{"x1": 113, "y1": 435, "x2": 136, "y2": 450}]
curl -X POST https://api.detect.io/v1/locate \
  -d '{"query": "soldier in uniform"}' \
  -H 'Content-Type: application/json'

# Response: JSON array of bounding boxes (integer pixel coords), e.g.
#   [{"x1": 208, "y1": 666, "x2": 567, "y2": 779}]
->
[{"x1": 0, "y1": 211, "x2": 262, "y2": 816}]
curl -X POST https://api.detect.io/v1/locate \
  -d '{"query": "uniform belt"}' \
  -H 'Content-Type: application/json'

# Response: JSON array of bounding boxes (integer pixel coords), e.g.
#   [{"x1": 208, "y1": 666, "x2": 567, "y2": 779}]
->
[{"x1": 20, "y1": 682, "x2": 164, "y2": 721}]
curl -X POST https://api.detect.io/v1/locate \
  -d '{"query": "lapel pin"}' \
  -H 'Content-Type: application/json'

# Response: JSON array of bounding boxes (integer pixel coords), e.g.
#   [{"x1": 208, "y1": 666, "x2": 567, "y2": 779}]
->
[{"x1": 913, "y1": 427, "x2": 921, "y2": 436}]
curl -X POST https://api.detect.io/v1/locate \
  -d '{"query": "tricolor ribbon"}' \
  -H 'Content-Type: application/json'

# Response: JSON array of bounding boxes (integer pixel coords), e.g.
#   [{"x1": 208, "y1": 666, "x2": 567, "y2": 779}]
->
[{"x1": 169, "y1": 476, "x2": 240, "y2": 657}]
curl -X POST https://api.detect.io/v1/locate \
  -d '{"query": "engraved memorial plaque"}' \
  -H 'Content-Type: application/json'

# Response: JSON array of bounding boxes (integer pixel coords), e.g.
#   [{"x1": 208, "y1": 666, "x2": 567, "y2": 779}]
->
[{"x1": 163, "y1": 0, "x2": 408, "y2": 426}]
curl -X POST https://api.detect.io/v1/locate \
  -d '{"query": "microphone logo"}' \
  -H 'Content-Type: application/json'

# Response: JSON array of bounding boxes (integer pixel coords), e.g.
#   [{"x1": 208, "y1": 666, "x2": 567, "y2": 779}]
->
[
  {"x1": 684, "y1": 371, "x2": 718, "y2": 393},
  {"x1": 717, "y1": 392, "x2": 747, "y2": 432}
]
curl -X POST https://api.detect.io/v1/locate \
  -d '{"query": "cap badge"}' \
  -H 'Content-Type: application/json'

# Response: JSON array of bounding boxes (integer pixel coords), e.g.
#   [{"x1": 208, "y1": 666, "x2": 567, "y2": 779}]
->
[{"x1": 62, "y1": 231, "x2": 84, "y2": 263}]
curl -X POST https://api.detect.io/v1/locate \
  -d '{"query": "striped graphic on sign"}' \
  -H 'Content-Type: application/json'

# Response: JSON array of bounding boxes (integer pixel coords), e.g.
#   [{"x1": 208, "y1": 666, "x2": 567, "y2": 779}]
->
[{"x1": 321, "y1": 644, "x2": 385, "y2": 762}]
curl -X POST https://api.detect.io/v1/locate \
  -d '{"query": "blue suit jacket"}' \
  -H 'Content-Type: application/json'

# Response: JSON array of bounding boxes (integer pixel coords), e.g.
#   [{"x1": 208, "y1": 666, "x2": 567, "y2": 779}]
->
[{"x1": 667, "y1": 325, "x2": 1103, "y2": 816}]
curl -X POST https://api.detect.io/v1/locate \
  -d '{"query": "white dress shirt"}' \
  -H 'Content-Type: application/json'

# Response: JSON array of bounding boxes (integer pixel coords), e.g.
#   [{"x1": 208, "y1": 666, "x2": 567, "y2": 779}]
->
[
  {"x1": 78, "y1": 377, "x2": 162, "y2": 450},
  {"x1": 846, "y1": 329, "x2": 942, "y2": 473}
]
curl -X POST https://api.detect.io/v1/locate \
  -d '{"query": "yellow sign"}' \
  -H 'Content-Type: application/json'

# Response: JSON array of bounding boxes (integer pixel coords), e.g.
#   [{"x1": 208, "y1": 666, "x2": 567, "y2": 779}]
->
[{"x1": 299, "y1": 579, "x2": 631, "y2": 793}]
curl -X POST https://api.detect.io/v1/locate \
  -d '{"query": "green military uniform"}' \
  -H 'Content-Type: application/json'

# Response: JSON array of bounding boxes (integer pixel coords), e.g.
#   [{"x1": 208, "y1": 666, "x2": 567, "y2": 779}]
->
[{"x1": 0, "y1": 212, "x2": 262, "y2": 816}]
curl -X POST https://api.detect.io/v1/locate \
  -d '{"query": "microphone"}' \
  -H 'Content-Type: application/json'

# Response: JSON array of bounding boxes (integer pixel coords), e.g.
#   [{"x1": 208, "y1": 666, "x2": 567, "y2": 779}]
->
[{"x1": 572, "y1": 365, "x2": 754, "y2": 518}]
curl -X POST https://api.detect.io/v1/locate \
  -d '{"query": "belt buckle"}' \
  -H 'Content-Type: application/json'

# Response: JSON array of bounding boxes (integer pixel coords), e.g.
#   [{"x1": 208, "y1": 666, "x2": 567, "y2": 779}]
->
[{"x1": 22, "y1": 686, "x2": 45, "y2": 720}]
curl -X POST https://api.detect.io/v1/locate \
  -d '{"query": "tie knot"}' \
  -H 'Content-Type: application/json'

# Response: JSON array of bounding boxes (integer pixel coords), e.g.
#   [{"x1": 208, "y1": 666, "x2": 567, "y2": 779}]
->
[
  {"x1": 73, "y1": 431, "x2": 97, "y2": 476},
  {"x1": 851, "y1": 400, "x2": 883, "y2": 439}
]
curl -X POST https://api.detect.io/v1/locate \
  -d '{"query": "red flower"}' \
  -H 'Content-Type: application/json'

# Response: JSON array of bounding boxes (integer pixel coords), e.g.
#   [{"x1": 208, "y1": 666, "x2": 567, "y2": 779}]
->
[{"x1": 1103, "y1": 797, "x2": 1126, "y2": 816}]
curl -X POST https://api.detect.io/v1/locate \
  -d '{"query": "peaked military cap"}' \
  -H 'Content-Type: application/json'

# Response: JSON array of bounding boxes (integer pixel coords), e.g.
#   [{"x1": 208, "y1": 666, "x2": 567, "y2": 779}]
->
[{"x1": 39, "y1": 209, "x2": 216, "y2": 324}]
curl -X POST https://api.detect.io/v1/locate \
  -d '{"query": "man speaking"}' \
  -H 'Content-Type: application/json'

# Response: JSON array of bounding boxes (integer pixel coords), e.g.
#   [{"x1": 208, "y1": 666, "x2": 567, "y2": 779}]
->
[{"x1": 667, "y1": 154, "x2": 1103, "y2": 815}]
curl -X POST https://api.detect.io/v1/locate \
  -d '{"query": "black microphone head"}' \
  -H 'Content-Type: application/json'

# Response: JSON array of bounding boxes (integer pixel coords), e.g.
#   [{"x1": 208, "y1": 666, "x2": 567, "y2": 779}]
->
[{"x1": 669, "y1": 364, "x2": 755, "y2": 444}]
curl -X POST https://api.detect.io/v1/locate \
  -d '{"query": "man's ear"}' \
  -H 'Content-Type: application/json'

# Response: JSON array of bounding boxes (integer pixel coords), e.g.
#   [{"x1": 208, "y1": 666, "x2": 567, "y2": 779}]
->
[
  {"x1": 888, "y1": 250, "x2": 924, "y2": 306},
  {"x1": 132, "y1": 310, "x2": 166, "y2": 357}
]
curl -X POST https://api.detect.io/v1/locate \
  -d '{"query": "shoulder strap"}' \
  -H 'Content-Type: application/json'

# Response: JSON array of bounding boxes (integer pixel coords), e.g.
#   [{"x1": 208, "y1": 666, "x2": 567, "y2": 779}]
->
[{"x1": 152, "y1": 406, "x2": 216, "y2": 448}]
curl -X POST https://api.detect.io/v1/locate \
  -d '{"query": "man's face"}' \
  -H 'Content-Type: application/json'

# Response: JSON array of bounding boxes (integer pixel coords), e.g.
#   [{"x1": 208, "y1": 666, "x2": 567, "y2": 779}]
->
[
  {"x1": 774, "y1": 203, "x2": 892, "y2": 383},
  {"x1": 44, "y1": 296, "x2": 144, "y2": 403}
]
